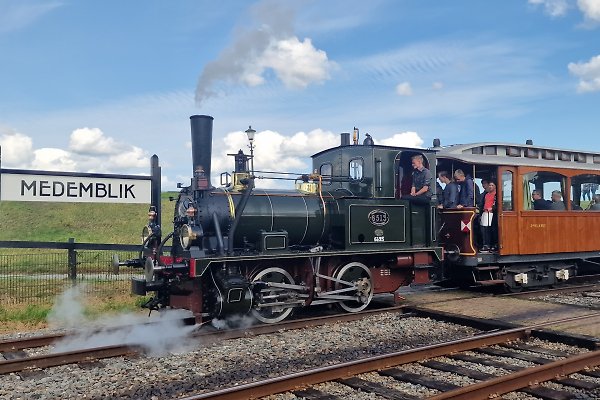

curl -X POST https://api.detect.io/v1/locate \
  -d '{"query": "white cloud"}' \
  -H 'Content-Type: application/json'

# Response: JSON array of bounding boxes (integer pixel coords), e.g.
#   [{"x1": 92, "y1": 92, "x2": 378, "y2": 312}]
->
[
  {"x1": 578, "y1": 0, "x2": 600, "y2": 22},
  {"x1": 260, "y1": 37, "x2": 335, "y2": 89},
  {"x1": 568, "y1": 54, "x2": 600, "y2": 92},
  {"x1": 0, "y1": 131, "x2": 34, "y2": 167},
  {"x1": 69, "y1": 127, "x2": 119, "y2": 155},
  {"x1": 210, "y1": 128, "x2": 338, "y2": 188},
  {"x1": 528, "y1": 0, "x2": 570, "y2": 17},
  {"x1": 378, "y1": 132, "x2": 424, "y2": 148},
  {"x1": 0, "y1": 124, "x2": 150, "y2": 174},
  {"x1": 107, "y1": 146, "x2": 149, "y2": 169},
  {"x1": 432, "y1": 82, "x2": 444, "y2": 90},
  {"x1": 395, "y1": 82, "x2": 413, "y2": 96},
  {"x1": 31, "y1": 148, "x2": 77, "y2": 171}
]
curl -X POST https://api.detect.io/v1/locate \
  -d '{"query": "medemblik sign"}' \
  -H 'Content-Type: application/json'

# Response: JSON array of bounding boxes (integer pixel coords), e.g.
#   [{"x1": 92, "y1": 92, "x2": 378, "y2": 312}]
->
[{"x1": 1, "y1": 171, "x2": 151, "y2": 204}]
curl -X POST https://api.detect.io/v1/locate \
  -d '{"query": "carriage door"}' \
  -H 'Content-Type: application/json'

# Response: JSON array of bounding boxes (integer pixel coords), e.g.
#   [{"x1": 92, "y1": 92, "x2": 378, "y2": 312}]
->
[{"x1": 498, "y1": 167, "x2": 519, "y2": 255}]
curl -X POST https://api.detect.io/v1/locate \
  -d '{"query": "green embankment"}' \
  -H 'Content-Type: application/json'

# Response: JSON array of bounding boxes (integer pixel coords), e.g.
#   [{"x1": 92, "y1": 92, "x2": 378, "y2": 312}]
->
[
  {"x1": 0, "y1": 192, "x2": 178, "y2": 330},
  {"x1": 0, "y1": 192, "x2": 177, "y2": 243}
]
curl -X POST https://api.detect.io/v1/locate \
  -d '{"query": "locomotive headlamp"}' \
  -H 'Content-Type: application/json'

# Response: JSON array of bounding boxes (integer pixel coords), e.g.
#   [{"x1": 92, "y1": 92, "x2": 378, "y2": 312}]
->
[{"x1": 180, "y1": 224, "x2": 203, "y2": 249}]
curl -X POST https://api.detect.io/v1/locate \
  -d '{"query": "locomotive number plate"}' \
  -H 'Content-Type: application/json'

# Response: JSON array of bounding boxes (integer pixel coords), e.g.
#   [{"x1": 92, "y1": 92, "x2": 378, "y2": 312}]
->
[
  {"x1": 368, "y1": 209, "x2": 390, "y2": 226},
  {"x1": 374, "y1": 236, "x2": 385, "y2": 242}
]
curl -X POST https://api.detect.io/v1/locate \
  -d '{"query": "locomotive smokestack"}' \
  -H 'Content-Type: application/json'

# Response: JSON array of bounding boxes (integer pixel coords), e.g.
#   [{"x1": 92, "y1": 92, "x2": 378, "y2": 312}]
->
[
  {"x1": 190, "y1": 115, "x2": 214, "y2": 189},
  {"x1": 340, "y1": 132, "x2": 350, "y2": 146}
]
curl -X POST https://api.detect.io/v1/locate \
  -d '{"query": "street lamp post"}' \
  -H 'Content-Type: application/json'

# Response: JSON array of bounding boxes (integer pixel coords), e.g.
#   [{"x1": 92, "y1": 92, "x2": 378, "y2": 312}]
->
[{"x1": 245, "y1": 125, "x2": 256, "y2": 176}]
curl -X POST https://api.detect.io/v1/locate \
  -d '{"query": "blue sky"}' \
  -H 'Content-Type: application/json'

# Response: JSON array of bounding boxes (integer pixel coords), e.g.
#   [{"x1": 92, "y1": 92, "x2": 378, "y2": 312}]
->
[{"x1": 0, "y1": 0, "x2": 599, "y2": 189}]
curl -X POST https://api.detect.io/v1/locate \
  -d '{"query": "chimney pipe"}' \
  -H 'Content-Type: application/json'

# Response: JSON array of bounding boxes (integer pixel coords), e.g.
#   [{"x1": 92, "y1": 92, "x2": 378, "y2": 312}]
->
[
  {"x1": 340, "y1": 132, "x2": 350, "y2": 146},
  {"x1": 190, "y1": 115, "x2": 214, "y2": 189}
]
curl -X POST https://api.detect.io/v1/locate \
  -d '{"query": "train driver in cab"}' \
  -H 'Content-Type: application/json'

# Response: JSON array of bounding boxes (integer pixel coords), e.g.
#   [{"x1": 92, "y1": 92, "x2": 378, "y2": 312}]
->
[{"x1": 403, "y1": 154, "x2": 433, "y2": 204}]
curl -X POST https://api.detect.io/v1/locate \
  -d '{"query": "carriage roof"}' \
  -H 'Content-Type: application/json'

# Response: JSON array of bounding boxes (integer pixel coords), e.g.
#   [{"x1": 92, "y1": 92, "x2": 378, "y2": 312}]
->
[{"x1": 435, "y1": 142, "x2": 600, "y2": 171}]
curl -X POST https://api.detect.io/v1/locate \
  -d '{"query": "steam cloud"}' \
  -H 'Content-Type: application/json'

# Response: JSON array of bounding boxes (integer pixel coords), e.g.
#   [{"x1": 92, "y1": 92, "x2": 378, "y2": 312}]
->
[
  {"x1": 195, "y1": 0, "x2": 335, "y2": 104},
  {"x1": 48, "y1": 286, "x2": 196, "y2": 356},
  {"x1": 211, "y1": 314, "x2": 257, "y2": 330}
]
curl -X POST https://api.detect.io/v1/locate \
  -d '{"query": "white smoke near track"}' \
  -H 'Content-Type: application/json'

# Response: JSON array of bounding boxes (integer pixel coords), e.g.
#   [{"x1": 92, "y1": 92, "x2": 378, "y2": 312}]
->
[
  {"x1": 211, "y1": 314, "x2": 257, "y2": 330},
  {"x1": 47, "y1": 285, "x2": 86, "y2": 329},
  {"x1": 48, "y1": 286, "x2": 196, "y2": 356}
]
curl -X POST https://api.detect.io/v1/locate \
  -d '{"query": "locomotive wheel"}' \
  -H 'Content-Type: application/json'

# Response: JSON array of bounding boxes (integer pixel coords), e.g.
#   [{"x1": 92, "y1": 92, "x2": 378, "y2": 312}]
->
[
  {"x1": 334, "y1": 262, "x2": 374, "y2": 313},
  {"x1": 251, "y1": 267, "x2": 295, "y2": 324}
]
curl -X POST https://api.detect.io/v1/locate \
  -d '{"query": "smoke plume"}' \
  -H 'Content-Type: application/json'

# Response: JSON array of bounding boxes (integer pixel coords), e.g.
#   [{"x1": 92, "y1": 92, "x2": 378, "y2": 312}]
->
[{"x1": 195, "y1": 0, "x2": 334, "y2": 104}]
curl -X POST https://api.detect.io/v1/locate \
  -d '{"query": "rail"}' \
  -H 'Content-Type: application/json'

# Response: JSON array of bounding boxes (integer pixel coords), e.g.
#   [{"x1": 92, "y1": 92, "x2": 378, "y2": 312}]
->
[{"x1": 179, "y1": 313, "x2": 600, "y2": 400}]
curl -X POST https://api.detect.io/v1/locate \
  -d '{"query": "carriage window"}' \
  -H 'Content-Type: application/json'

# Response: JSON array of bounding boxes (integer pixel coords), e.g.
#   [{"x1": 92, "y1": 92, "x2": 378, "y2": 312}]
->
[
  {"x1": 320, "y1": 163, "x2": 332, "y2": 185},
  {"x1": 501, "y1": 171, "x2": 513, "y2": 211},
  {"x1": 571, "y1": 174, "x2": 600, "y2": 211},
  {"x1": 349, "y1": 158, "x2": 363, "y2": 180},
  {"x1": 522, "y1": 171, "x2": 567, "y2": 211}
]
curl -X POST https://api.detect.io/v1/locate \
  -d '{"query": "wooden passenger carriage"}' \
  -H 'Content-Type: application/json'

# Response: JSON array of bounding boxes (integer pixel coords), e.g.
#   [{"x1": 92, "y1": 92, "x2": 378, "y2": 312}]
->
[{"x1": 436, "y1": 141, "x2": 600, "y2": 290}]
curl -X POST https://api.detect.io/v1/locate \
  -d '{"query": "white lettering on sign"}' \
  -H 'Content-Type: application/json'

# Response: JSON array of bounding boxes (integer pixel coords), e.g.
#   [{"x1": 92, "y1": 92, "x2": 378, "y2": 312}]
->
[{"x1": 1, "y1": 173, "x2": 151, "y2": 204}]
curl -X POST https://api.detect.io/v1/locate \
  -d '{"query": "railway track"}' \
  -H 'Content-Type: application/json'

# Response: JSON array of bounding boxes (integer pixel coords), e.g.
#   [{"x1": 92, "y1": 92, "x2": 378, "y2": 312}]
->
[
  {"x1": 179, "y1": 313, "x2": 600, "y2": 400},
  {"x1": 0, "y1": 306, "x2": 408, "y2": 375}
]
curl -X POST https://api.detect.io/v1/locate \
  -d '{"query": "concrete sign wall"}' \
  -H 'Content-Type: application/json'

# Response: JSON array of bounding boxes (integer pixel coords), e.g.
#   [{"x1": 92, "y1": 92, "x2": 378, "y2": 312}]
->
[{"x1": 1, "y1": 171, "x2": 152, "y2": 204}]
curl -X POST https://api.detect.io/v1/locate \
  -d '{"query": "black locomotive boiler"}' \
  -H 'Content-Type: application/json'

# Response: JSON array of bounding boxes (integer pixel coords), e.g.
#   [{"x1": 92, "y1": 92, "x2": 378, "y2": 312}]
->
[{"x1": 119, "y1": 115, "x2": 443, "y2": 324}]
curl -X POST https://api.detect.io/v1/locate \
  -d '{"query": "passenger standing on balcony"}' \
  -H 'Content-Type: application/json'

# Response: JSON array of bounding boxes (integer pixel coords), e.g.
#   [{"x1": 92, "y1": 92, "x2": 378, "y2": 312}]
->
[
  {"x1": 478, "y1": 181, "x2": 497, "y2": 252},
  {"x1": 437, "y1": 171, "x2": 459, "y2": 209},
  {"x1": 403, "y1": 155, "x2": 432, "y2": 205},
  {"x1": 455, "y1": 169, "x2": 475, "y2": 208},
  {"x1": 436, "y1": 180, "x2": 444, "y2": 206}
]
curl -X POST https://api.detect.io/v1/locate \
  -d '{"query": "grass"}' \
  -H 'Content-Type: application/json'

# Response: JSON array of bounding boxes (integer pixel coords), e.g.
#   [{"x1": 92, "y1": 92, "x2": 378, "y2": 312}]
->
[
  {"x1": 0, "y1": 283, "x2": 150, "y2": 333},
  {"x1": 0, "y1": 191, "x2": 178, "y2": 244},
  {"x1": 0, "y1": 192, "x2": 177, "y2": 331}
]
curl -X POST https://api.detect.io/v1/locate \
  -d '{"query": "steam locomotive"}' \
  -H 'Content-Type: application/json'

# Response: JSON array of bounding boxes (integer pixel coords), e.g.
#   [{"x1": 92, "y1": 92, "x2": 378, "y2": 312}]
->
[
  {"x1": 118, "y1": 115, "x2": 443, "y2": 323},
  {"x1": 118, "y1": 115, "x2": 600, "y2": 323}
]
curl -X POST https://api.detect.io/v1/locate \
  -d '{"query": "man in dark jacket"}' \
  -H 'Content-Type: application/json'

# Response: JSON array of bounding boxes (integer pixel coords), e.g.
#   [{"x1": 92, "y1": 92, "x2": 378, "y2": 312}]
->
[
  {"x1": 532, "y1": 190, "x2": 551, "y2": 210},
  {"x1": 437, "y1": 171, "x2": 459, "y2": 209},
  {"x1": 454, "y1": 169, "x2": 475, "y2": 208}
]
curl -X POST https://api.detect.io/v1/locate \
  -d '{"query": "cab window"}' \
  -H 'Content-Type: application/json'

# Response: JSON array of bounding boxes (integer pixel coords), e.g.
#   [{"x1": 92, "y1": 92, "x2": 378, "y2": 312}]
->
[{"x1": 349, "y1": 158, "x2": 363, "y2": 181}]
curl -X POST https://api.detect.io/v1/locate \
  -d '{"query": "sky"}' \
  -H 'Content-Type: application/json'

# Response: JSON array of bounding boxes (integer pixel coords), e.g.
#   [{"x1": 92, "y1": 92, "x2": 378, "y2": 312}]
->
[{"x1": 0, "y1": 0, "x2": 599, "y2": 190}]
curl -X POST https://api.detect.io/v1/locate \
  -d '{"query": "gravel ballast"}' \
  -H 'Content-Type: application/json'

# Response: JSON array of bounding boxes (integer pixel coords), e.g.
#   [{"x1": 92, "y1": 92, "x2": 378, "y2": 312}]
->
[{"x1": 0, "y1": 313, "x2": 478, "y2": 399}]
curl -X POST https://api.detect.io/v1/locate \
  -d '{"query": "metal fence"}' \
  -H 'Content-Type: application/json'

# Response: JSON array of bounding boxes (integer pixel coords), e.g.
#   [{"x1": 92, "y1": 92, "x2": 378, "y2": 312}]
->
[{"x1": 0, "y1": 239, "x2": 147, "y2": 304}]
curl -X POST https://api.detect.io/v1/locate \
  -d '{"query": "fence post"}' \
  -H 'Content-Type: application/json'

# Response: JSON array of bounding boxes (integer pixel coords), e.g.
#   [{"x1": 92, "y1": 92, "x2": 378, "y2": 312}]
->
[
  {"x1": 68, "y1": 237, "x2": 77, "y2": 283},
  {"x1": 150, "y1": 154, "x2": 161, "y2": 226}
]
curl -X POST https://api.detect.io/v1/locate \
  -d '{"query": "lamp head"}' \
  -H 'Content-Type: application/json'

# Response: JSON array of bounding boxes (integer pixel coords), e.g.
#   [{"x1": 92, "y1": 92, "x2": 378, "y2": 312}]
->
[{"x1": 245, "y1": 126, "x2": 256, "y2": 142}]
